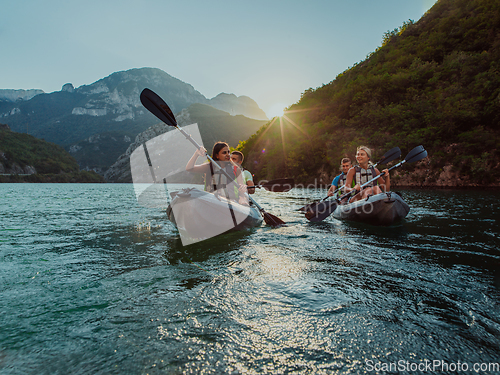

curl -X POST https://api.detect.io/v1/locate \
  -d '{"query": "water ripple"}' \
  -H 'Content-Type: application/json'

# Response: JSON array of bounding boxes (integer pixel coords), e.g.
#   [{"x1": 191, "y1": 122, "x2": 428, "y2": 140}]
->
[{"x1": 1, "y1": 184, "x2": 499, "y2": 374}]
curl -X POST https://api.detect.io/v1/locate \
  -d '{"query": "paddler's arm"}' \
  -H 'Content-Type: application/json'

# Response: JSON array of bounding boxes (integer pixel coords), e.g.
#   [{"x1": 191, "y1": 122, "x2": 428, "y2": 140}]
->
[
  {"x1": 344, "y1": 168, "x2": 359, "y2": 194},
  {"x1": 246, "y1": 179, "x2": 255, "y2": 194},
  {"x1": 327, "y1": 174, "x2": 340, "y2": 196},
  {"x1": 379, "y1": 168, "x2": 390, "y2": 192},
  {"x1": 186, "y1": 147, "x2": 208, "y2": 173},
  {"x1": 243, "y1": 170, "x2": 255, "y2": 194},
  {"x1": 373, "y1": 167, "x2": 390, "y2": 192}
]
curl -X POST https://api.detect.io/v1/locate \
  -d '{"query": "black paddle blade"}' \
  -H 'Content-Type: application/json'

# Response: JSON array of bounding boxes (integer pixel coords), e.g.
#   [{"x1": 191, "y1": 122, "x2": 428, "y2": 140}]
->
[
  {"x1": 260, "y1": 178, "x2": 294, "y2": 192},
  {"x1": 405, "y1": 145, "x2": 427, "y2": 163},
  {"x1": 298, "y1": 199, "x2": 324, "y2": 212},
  {"x1": 140, "y1": 88, "x2": 178, "y2": 127},
  {"x1": 304, "y1": 200, "x2": 339, "y2": 222},
  {"x1": 263, "y1": 211, "x2": 286, "y2": 227},
  {"x1": 298, "y1": 202, "x2": 316, "y2": 212},
  {"x1": 378, "y1": 146, "x2": 401, "y2": 165}
]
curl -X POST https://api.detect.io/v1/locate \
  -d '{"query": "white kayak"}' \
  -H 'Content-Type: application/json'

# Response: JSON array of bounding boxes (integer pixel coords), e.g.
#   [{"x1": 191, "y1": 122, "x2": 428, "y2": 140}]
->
[
  {"x1": 332, "y1": 191, "x2": 410, "y2": 226},
  {"x1": 166, "y1": 188, "x2": 263, "y2": 245}
]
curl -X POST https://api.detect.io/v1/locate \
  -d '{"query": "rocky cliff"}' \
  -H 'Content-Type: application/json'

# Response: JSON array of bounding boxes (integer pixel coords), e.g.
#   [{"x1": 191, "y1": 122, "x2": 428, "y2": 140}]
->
[{"x1": 0, "y1": 89, "x2": 44, "y2": 102}]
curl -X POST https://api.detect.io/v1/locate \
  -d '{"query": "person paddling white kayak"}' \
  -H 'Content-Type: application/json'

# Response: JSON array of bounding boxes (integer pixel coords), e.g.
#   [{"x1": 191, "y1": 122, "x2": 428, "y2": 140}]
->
[{"x1": 186, "y1": 142, "x2": 248, "y2": 205}]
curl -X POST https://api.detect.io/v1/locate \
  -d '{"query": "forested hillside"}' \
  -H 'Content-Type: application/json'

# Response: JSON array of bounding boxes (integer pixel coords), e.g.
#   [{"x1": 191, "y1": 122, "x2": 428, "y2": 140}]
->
[
  {"x1": 238, "y1": 0, "x2": 500, "y2": 187},
  {"x1": 0, "y1": 125, "x2": 103, "y2": 182}
]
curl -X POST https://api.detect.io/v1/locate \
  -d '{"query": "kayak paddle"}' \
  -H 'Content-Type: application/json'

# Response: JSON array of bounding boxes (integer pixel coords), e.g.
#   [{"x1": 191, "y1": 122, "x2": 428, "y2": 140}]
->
[
  {"x1": 140, "y1": 88, "x2": 286, "y2": 227},
  {"x1": 298, "y1": 146, "x2": 401, "y2": 212},
  {"x1": 305, "y1": 145, "x2": 427, "y2": 222}
]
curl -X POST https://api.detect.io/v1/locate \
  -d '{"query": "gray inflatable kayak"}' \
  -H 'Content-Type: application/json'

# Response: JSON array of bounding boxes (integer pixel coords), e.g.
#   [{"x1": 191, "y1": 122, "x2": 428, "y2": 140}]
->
[{"x1": 332, "y1": 191, "x2": 410, "y2": 226}]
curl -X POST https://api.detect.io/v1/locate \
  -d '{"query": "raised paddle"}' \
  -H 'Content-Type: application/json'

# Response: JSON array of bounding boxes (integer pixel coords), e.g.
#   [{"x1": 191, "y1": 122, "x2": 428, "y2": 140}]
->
[
  {"x1": 306, "y1": 145, "x2": 428, "y2": 222},
  {"x1": 298, "y1": 146, "x2": 402, "y2": 212},
  {"x1": 140, "y1": 88, "x2": 286, "y2": 227}
]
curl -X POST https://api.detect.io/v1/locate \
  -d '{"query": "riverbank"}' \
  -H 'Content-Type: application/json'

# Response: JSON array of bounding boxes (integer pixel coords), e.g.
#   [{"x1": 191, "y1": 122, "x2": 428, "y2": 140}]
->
[
  {"x1": 391, "y1": 162, "x2": 500, "y2": 188},
  {"x1": 308, "y1": 159, "x2": 500, "y2": 189}
]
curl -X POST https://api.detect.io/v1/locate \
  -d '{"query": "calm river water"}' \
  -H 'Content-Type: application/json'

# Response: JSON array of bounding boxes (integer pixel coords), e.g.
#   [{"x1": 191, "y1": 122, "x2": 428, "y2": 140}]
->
[{"x1": 1, "y1": 184, "x2": 499, "y2": 374}]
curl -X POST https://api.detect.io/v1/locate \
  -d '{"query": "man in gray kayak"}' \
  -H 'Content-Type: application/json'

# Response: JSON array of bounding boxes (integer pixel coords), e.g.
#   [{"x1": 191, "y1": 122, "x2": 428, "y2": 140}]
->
[{"x1": 327, "y1": 157, "x2": 353, "y2": 198}]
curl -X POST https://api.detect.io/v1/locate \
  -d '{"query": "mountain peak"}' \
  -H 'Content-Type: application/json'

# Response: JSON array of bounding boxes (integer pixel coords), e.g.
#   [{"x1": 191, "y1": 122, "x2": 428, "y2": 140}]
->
[
  {"x1": 62, "y1": 83, "x2": 75, "y2": 93},
  {"x1": 208, "y1": 93, "x2": 268, "y2": 120}
]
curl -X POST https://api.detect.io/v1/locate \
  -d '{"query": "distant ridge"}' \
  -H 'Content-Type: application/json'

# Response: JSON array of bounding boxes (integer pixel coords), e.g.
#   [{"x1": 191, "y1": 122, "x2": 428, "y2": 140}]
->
[
  {"x1": 207, "y1": 93, "x2": 268, "y2": 120},
  {"x1": 0, "y1": 67, "x2": 268, "y2": 175}
]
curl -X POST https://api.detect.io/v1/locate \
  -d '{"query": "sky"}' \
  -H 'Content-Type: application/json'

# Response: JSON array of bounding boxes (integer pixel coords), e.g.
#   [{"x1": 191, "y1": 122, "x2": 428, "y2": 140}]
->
[{"x1": 1, "y1": 0, "x2": 437, "y2": 118}]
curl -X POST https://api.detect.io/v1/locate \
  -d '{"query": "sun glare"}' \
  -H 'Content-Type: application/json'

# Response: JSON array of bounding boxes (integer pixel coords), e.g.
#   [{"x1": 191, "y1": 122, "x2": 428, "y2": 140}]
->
[
  {"x1": 267, "y1": 103, "x2": 286, "y2": 118},
  {"x1": 253, "y1": 104, "x2": 312, "y2": 175}
]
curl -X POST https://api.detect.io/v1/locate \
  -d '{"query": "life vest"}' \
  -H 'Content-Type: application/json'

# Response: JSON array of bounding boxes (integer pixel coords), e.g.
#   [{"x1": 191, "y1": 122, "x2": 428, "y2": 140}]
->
[
  {"x1": 204, "y1": 161, "x2": 239, "y2": 201},
  {"x1": 338, "y1": 173, "x2": 347, "y2": 188},
  {"x1": 354, "y1": 165, "x2": 377, "y2": 188},
  {"x1": 337, "y1": 173, "x2": 348, "y2": 196}
]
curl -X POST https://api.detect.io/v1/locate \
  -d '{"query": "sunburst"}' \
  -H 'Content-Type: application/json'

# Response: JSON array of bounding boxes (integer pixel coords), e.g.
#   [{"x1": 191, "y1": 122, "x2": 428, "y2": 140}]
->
[{"x1": 254, "y1": 108, "x2": 314, "y2": 174}]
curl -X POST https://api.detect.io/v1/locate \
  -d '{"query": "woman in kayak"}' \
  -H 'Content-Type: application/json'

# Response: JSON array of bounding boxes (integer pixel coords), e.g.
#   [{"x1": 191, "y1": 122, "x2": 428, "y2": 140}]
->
[
  {"x1": 186, "y1": 142, "x2": 248, "y2": 205},
  {"x1": 344, "y1": 146, "x2": 390, "y2": 203}
]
